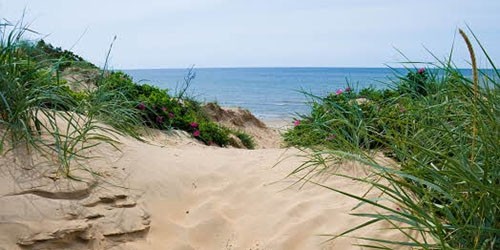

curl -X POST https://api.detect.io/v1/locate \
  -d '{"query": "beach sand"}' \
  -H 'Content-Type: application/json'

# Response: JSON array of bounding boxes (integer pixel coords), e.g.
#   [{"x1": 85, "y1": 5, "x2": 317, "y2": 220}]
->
[{"x1": 0, "y1": 120, "x2": 408, "y2": 249}]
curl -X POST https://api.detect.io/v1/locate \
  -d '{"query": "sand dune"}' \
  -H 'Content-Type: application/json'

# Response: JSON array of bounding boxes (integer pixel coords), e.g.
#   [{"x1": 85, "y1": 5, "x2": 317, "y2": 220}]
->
[{"x1": 0, "y1": 126, "x2": 407, "y2": 249}]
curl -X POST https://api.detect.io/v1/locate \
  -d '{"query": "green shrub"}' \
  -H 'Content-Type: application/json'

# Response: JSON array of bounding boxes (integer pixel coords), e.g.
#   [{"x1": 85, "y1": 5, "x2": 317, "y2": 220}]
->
[
  {"x1": 100, "y1": 71, "x2": 250, "y2": 147},
  {"x1": 196, "y1": 122, "x2": 230, "y2": 146},
  {"x1": 234, "y1": 130, "x2": 256, "y2": 149}
]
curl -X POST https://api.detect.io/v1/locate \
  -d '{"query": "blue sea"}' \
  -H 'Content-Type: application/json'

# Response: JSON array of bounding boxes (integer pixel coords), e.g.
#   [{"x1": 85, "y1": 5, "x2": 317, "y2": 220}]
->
[{"x1": 123, "y1": 67, "x2": 403, "y2": 120}]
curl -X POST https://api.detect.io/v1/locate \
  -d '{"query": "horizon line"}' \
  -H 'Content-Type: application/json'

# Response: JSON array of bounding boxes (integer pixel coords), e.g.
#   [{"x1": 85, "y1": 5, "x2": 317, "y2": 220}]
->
[{"x1": 119, "y1": 65, "x2": 476, "y2": 71}]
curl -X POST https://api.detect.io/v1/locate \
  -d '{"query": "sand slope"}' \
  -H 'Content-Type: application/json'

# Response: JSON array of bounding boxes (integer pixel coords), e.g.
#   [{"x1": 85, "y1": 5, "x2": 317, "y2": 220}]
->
[{"x1": 0, "y1": 128, "x2": 408, "y2": 249}]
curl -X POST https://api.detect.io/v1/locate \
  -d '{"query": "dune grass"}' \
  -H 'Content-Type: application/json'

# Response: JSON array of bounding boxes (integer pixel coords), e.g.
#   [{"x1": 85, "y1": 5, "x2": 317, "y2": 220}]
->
[
  {"x1": 284, "y1": 29, "x2": 499, "y2": 249},
  {"x1": 0, "y1": 21, "x2": 144, "y2": 177}
]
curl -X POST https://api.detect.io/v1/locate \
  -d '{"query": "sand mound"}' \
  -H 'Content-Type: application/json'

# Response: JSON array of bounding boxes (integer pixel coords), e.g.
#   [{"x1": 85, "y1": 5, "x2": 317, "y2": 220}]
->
[
  {"x1": 203, "y1": 103, "x2": 267, "y2": 129},
  {"x1": 0, "y1": 137, "x2": 150, "y2": 250},
  {"x1": 203, "y1": 103, "x2": 282, "y2": 149},
  {"x1": 61, "y1": 66, "x2": 100, "y2": 92}
]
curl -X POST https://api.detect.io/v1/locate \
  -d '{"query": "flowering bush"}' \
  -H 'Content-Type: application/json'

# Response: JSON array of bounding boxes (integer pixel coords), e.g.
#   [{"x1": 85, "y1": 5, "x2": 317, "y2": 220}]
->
[
  {"x1": 398, "y1": 67, "x2": 433, "y2": 96},
  {"x1": 102, "y1": 71, "x2": 240, "y2": 147},
  {"x1": 283, "y1": 70, "x2": 435, "y2": 151}
]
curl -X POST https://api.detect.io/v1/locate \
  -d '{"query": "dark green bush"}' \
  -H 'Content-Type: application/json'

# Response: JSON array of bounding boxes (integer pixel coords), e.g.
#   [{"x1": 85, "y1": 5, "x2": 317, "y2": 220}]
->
[{"x1": 398, "y1": 68, "x2": 430, "y2": 96}]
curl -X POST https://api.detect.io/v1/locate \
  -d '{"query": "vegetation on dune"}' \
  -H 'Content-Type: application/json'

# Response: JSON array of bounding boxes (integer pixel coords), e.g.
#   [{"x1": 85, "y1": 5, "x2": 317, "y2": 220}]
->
[
  {"x1": 99, "y1": 71, "x2": 234, "y2": 146},
  {"x1": 0, "y1": 23, "x2": 123, "y2": 177},
  {"x1": 234, "y1": 130, "x2": 256, "y2": 149},
  {"x1": 0, "y1": 21, "x2": 253, "y2": 178},
  {"x1": 285, "y1": 29, "x2": 499, "y2": 249}
]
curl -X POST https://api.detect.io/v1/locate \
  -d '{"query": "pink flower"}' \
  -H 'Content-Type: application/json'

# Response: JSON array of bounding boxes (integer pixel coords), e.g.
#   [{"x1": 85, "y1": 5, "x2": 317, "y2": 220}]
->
[
  {"x1": 418, "y1": 68, "x2": 425, "y2": 74},
  {"x1": 156, "y1": 116, "x2": 164, "y2": 123},
  {"x1": 161, "y1": 106, "x2": 167, "y2": 112},
  {"x1": 293, "y1": 120, "x2": 301, "y2": 127},
  {"x1": 193, "y1": 130, "x2": 200, "y2": 137},
  {"x1": 168, "y1": 112, "x2": 175, "y2": 119},
  {"x1": 345, "y1": 87, "x2": 352, "y2": 92},
  {"x1": 190, "y1": 122, "x2": 199, "y2": 128},
  {"x1": 136, "y1": 103, "x2": 146, "y2": 110},
  {"x1": 335, "y1": 89, "x2": 344, "y2": 95}
]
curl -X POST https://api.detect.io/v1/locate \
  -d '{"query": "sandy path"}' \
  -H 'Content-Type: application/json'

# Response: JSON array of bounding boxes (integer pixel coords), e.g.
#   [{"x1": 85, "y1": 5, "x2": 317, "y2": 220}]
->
[
  {"x1": 0, "y1": 127, "x2": 406, "y2": 249},
  {"x1": 110, "y1": 136, "x2": 404, "y2": 250}
]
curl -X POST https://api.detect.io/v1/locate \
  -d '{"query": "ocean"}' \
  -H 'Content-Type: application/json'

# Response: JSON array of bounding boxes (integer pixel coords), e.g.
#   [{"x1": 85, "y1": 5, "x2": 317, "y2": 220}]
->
[{"x1": 123, "y1": 67, "x2": 404, "y2": 120}]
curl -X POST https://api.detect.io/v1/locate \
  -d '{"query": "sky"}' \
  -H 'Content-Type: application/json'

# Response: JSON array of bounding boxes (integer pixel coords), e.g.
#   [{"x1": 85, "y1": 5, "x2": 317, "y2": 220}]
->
[{"x1": 1, "y1": 0, "x2": 499, "y2": 69}]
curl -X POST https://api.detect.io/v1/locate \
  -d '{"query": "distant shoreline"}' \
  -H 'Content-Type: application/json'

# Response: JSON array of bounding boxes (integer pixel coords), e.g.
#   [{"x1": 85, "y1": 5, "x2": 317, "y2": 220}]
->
[{"x1": 124, "y1": 67, "x2": 397, "y2": 120}]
